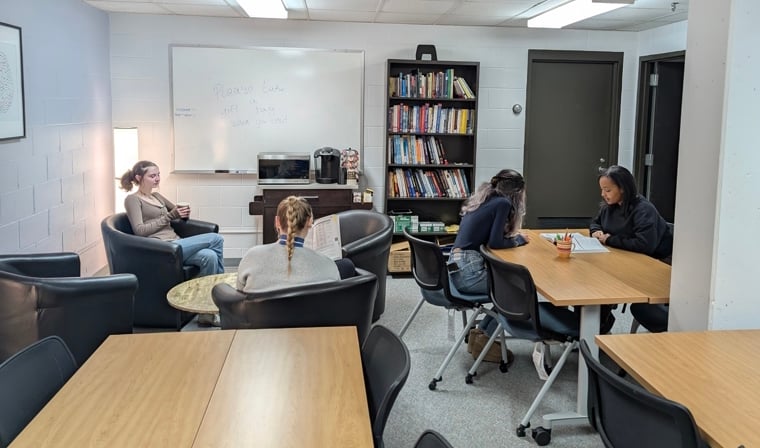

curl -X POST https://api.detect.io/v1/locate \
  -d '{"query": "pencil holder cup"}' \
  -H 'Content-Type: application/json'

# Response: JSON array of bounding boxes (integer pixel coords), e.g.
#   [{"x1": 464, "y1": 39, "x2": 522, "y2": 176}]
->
[{"x1": 556, "y1": 240, "x2": 573, "y2": 259}]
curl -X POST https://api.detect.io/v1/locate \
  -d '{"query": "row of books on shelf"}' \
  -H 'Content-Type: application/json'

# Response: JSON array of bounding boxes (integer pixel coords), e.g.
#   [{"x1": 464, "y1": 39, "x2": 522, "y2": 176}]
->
[
  {"x1": 389, "y1": 69, "x2": 476, "y2": 99},
  {"x1": 388, "y1": 104, "x2": 475, "y2": 134},
  {"x1": 388, "y1": 135, "x2": 451, "y2": 165},
  {"x1": 388, "y1": 168, "x2": 471, "y2": 199}
]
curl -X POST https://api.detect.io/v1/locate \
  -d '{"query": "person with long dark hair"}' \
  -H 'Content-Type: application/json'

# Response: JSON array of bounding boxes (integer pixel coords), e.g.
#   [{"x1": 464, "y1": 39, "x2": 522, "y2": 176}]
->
[
  {"x1": 590, "y1": 165, "x2": 672, "y2": 259},
  {"x1": 446, "y1": 169, "x2": 528, "y2": 363}
]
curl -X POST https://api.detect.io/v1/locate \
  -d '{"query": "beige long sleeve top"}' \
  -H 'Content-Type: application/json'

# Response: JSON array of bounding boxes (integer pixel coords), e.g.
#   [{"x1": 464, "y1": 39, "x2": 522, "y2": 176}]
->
[{"x1": 124, "y1": 192, "x2": 181, "y2": 241}]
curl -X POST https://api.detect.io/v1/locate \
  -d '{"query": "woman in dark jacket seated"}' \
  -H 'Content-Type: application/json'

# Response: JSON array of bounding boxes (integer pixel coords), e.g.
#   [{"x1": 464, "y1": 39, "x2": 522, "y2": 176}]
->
[{"x1": 590, "y1": 165, "x2": 672, "y2": 260}]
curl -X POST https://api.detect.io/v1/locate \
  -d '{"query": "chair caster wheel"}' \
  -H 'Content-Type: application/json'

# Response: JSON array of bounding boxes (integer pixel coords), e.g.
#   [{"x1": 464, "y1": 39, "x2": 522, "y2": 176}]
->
[
  {"x1": 428, "y1": 377, "x2": 441, "y2": 390},
  {"x1": 465, "y1": 373, "x2": 476, "y2": 384},
  {"x1": 516, "y1": 423, "x2": 529, "y2": 437},
  {"x1": 499, "y1": 361, "x2": 509, "y2": 373},
  {"x1": 532, "y1": 427, "x2": 551, "y2": 446}
]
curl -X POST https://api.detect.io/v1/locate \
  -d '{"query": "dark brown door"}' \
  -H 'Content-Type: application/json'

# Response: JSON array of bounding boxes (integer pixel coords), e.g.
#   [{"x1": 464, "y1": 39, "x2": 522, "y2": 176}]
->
[
  {"x1": 634, "y1": 52, "x2": 685, "y2": 223},
  {"x1": 523, "y1": 50, "x2": 623, "y2": 229}
]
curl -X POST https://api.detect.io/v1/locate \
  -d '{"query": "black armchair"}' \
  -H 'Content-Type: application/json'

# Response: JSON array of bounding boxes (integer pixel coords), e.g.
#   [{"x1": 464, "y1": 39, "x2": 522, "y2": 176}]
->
[
  {"x1": 101, "y1": 213, "x2": 219, "y2": 329},
  {"x1": 212, "y1": 268, "x2": 378, "y2": 344},
  {"x1": 0, "y1": 253, "x2": 137, "y2": 366},
  {"x1": 337, "y1": 210, "x2": 393, "y2": 322}
]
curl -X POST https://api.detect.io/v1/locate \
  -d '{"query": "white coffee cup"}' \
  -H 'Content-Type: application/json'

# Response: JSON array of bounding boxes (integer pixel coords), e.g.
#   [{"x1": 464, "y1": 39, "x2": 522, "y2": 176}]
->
[{"x1": 176, "y1": 202, "x2": 190, "y2": 220}]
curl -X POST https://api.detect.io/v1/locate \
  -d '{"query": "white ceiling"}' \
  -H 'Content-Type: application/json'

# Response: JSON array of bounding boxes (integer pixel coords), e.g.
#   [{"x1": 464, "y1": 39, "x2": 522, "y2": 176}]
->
[{"x1": 82, "y1": 0, "x2": 688, "y2": 31}]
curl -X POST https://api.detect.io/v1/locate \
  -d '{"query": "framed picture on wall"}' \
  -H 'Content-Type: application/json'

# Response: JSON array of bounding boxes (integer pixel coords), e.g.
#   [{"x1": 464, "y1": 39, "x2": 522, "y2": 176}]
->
[{"x1": 0, "y1": 22, "x2": 25, "y2": 141}]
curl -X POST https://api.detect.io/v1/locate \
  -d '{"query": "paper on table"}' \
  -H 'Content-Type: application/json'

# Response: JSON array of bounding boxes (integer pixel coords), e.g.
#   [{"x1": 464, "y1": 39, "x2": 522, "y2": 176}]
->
[
  {"x1": 304, "y1": 214, "x2": 343, "y2": 260},
  {"x1": 539, "y1": 232, "x2": 609, "y2": 253}
]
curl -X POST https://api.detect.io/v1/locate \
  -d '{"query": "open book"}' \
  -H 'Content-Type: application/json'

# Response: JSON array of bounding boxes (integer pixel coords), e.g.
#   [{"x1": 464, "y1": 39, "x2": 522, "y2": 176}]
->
[
  {"x1": 304, "y1": 214, "x2": 343, "y2": 260},
  {"x1": 539, "y1": 232, "x2": 609, "y2": 253}
]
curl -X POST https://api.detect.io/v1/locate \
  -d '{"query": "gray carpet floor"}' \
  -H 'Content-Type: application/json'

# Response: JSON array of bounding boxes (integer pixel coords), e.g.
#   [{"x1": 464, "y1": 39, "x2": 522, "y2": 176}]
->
[
  {"x1": 375, "y1": 275, "x2": 635, "y2": 448},
  {"x1": 184, "y1": 273, "x2": 636, "y2": 448}
]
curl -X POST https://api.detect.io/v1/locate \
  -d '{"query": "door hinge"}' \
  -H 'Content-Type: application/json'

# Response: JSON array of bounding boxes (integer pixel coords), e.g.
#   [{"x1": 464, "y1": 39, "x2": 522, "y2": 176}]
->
[
  {"x1": 645, "y1": 153, "x2": 654, "y2": 166},
  {"x1": 649, "y1": 74, "x2": 659, "y2": 87}
]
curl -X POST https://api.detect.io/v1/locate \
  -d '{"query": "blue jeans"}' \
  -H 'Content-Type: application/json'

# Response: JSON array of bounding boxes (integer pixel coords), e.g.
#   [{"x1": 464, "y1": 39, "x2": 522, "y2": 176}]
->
[
  {"x1": 448, "y1": 250, "x2": 498, "y2": 336},
  {"x1": 173, "y1": 233, "x2": 225, "y2": 276}
]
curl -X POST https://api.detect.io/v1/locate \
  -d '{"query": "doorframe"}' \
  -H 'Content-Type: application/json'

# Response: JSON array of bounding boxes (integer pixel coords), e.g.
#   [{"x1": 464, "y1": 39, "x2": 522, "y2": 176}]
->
[
  {"x1": 523, "y1": 50, "x2": 623, "y2": 228},
  {"x1": 633, "y1": 51, "x2": 686, "y2": 190}
]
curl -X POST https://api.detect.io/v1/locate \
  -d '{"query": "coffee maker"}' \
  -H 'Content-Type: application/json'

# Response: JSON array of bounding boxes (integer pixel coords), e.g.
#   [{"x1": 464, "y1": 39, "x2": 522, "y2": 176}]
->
[{"x1": 314, "y1": 147, "x2": 342, "y2": 184}]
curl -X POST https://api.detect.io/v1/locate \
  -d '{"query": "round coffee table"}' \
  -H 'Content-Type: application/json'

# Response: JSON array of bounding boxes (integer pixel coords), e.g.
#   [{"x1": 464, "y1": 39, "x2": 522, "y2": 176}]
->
[{"x1": 166, "y1": 272, "x2": 238, "y2": 314}]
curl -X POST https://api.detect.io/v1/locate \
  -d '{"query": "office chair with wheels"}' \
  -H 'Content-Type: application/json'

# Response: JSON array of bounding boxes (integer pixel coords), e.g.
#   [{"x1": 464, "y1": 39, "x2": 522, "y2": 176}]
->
[
  {"x1": 579, "y1": 340, "x2": 707, "y2": 448},
  {"x1": 362, "y1": 325, "x2": 411, "y2": 448},
  {"x1": 479, "y1": 246, "x2": 581, "y2": 446},
  {"x1": 399, "y1": 229, "x2": 509, "y2": 390},
  {"x1": 0, "y1": 336, "x2": 77, "y2": 447},
  {"x1": 413, "y1": 429, "x2": 454, "y2": 448}
]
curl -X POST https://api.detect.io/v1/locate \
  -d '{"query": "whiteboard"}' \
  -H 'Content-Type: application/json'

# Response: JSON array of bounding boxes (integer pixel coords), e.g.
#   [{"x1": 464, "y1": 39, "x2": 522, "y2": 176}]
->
[{"x1": 170, "y1": 46, "x2": 364, "y2": 172}]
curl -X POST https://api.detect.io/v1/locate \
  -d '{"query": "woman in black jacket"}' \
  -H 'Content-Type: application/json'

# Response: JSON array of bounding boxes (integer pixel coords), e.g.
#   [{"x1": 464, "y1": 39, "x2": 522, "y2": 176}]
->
[{"x1": 590, "y1": 165, "x2": 672, "y2": 260}]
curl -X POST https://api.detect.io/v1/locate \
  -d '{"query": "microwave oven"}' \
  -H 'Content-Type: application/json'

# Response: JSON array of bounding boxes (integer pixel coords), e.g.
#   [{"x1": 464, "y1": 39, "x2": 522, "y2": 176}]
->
[{"x1": 258, "y1": 153, "x2": 311, "y2": 185}]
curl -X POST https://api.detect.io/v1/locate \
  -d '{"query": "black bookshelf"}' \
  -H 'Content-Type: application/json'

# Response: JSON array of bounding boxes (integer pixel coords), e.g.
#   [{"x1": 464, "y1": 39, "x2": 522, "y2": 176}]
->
[{"x1": 384, "y1": 59, "x2": 479, "y2": 234}]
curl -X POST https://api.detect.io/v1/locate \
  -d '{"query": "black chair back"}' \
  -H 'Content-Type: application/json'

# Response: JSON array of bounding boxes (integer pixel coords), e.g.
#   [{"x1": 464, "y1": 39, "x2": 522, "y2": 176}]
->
[
  {"x1": 0, "y1": 336, "x2": 77, "y2": 447},
  {"x1": 212, "y1": 269, "x2": 377, "y2": 344},
  {"x1": 361, "y1": 325, "x2": 411, "y2": 448},
  {"x1": 414, "y1": 430, "x2": 454, "y2": 448},
  {"x1": 579, "y1": 340, "x2": 704, "y2": 448},
  {"x1": 480, "y1": 246, "x2": 542, "y2": 327},
  {"x1": 338, "y1": 210, "x2": 393, "y2": 322},
  {"x1": 404, "y1": 228, "x2": 448, "y2": 292}
]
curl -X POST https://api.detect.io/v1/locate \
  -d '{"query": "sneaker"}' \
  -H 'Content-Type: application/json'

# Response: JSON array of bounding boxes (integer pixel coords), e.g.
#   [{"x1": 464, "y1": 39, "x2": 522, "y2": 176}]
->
[
  {"x1": 532, "y1": 343, "x2": 551, "y2": 381},
  {"x1": 197, "y1": 313, "x2": 220, "y2": 327}
]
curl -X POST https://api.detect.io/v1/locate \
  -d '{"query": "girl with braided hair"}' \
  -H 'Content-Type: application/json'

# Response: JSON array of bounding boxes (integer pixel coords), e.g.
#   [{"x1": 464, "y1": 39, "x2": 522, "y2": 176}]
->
[{"x1": 236, "y1": 196, "x2": 340, "y2": 292}]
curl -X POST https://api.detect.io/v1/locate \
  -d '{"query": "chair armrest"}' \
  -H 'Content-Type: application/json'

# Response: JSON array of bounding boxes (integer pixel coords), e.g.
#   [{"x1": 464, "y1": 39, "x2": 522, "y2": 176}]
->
[
  {"x1": 0, "y1": 253, "x2": 80, "y2": 277},
  {"x1": 37, "y1": 273, "x2": 138, "y2": 300},
  {"x1": 171, "y1": 219, "x2": 219, "y2": 238}
]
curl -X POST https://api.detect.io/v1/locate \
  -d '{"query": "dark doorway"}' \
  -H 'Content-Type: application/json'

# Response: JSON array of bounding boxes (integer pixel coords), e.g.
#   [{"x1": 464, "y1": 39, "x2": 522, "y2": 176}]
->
[
  {"x1": 523, "y1": 50, "x2": 623, "y2": 229},
  {"x1": 634, "y1": 52, "x2": 685, "y2": 223}
]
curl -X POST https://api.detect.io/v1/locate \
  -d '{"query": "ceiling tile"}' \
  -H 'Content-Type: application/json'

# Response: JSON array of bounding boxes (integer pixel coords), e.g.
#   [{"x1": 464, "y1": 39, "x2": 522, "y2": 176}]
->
[
  {"x1": 436, "y1": 14, "x2": 513, "y2": 26},
  {"x1": 85, "y1": 1, "x2": 170, "y2": 14},
  {"x1": 160, "y1": 4, "x2": 243, "y2": 16},
  {"x1": 596, "y1": 7, "x2": 670, "y2": 21},
  {"x1": 453, "y1": 1, "x2": 535, "y2": 17},
  {"x1": 375, "y1": 12, "x2": 438, "y2": 24},
  {"x1": 305, "y1": 0, "x2": 379, "y2": 12},
  {"x1": 382, "y1": 0, "x2": 456, "y2": 15},
  {"x1": 307, "y1": 9, "x2": 376, "y2": 22}
]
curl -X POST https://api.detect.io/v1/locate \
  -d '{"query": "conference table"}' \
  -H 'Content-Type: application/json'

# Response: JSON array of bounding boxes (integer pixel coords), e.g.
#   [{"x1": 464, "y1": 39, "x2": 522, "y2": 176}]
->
[
  {"x1": 490, "y1": 229, "x2": 671, "y2": 435},
  {"x1": 10, "y1": 327, "x2": 373, "y2": 447},
  {"x1": 597, "y1": 330, "x2": 760, "y2": 448}
]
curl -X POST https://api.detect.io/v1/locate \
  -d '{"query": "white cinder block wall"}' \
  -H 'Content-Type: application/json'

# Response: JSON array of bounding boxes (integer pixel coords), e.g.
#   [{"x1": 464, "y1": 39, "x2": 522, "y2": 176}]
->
[
  {"x1": 0, "y1": 0, "x2": 688, "y2": 275},
  {"x1": 0, "y1": 0, "x2": 112, "y2": 275},
  {"x1": 109, "y1": 13, "x2": 664, "y2": 259}
]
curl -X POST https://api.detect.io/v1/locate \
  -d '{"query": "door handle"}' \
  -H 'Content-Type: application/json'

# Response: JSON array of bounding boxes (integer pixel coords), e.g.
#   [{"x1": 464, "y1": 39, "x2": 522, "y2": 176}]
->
[{"x1": 598, "y1": 158, "x2": 607, "y2": 174}]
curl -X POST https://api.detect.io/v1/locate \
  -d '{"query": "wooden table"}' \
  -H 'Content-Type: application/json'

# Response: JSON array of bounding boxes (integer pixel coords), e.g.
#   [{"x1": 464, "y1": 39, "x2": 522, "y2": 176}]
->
[
  {"x1": 11, "y1": 327, "x2": 373, "y2": 448},
  {"x1": 597, "y1": 330, "x2": 760, "y2": 448},
  {"x1": 491, "y1": 229, "x2": 671, "y2": 433},
  {"x1": 166, "y1": 272, "x2": 237, "y2": 314}
]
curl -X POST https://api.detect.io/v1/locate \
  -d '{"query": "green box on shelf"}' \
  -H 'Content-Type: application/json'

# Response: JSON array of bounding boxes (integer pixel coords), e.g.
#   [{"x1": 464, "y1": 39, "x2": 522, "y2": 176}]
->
[
  {"x1": 419, "y1": 221, "x2": 446, "y2": 232},
  {"x1": 393, "y1": 215, "x2": 419, "y2": 233}
]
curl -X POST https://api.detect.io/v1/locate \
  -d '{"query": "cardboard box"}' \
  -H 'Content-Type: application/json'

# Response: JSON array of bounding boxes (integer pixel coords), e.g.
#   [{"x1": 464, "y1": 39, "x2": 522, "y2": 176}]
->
[{"x1": 388, "y1": 241, "x2": 411, "y2": 273}]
